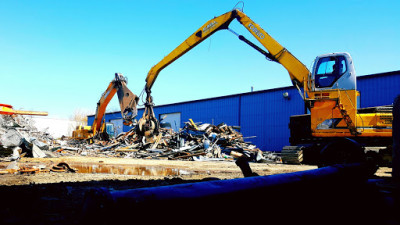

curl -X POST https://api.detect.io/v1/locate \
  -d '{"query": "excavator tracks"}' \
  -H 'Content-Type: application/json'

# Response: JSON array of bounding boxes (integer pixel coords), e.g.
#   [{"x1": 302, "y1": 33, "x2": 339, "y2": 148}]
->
[{"x1": 281, "y1": 146, "x2": 304, "y2": 164}]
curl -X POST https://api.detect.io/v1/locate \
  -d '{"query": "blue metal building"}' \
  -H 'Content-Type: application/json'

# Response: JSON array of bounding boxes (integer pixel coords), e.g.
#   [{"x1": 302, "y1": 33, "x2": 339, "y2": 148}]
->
[{"x1": 88, "y1": 70, "x2": 400, "y2": 152}]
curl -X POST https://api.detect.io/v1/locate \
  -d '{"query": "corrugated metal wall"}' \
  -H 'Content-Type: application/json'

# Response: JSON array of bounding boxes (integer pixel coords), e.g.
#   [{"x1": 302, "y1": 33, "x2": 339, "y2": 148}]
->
[
  {"x1": 240, "y1": 87, "x2": 304, "y2": 151},
  {"x1": 87, "y1": 111, "x2": 123, "y2": 131},
  {"x1": 153, "y1": 95, "x2": 240, "y2": 129},
  {"x1": 88, "y1": 71, "x2": 400, "y2": 152},
  {"x1": 357, "y1": 71, "x2": 400, "y2": 108}
]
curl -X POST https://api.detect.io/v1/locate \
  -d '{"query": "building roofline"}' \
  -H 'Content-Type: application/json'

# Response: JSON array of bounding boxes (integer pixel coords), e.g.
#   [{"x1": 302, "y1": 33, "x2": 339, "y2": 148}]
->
[
  {"x1": 358, "y1": 70, "x2": 400, "y2": 79},
  {"x1": 88, "y1": 70, "x2": 400, "y2": 117},
  {"x1": 151, "y1": 85, "x2": 295, "y2": 109},
  {"x1": 150, "y1": 70, "x2": 400, "y2": 109}
]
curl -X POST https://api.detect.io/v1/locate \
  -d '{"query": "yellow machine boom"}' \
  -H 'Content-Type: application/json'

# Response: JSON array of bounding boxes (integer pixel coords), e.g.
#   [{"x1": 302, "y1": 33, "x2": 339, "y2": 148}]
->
[
  {"x1": 140, "y1": 9, "x2": 311, "y2": 137},
  {"x1": 145, "y1": 9, "x2": 309, "y2": 92}
]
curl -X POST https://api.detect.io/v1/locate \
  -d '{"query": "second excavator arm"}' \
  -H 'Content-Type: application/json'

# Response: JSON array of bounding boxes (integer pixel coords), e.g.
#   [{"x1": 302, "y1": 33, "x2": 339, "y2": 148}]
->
[
  {"x1": 139, "y1": 9, "x2": 310, "y2": 137},
  {"x1": 92, "y1": 73, "x2": 139, "y2": 139}
]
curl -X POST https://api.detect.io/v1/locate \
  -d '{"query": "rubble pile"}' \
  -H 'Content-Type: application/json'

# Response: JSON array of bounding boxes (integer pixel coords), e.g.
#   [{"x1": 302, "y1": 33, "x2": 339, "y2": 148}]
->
[
  {"x1": 0, "y1": 114, "x2": 55, "y2": 161},
  {"x1": 64, "y1": 119, "x2": 271, "y2": 162},
  {"x1": 110, "y1": 120, "x2": 265, "y2": 161},
  {"x1": 0, "y1": 115, "x2": 279, "y2": 164}
]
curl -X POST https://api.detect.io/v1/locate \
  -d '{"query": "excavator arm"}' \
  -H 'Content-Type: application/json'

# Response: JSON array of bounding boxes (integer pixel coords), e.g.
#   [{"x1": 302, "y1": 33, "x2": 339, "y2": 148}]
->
[
  {"x1": 91, "y1": 73, "x2": 139, "y2": 138},
  {"x1": 145, "y1": 9, "x2": 310, "y2": 93},
  {"x1": 139, "y1": 9, "x2": 310, "y2": 137}
]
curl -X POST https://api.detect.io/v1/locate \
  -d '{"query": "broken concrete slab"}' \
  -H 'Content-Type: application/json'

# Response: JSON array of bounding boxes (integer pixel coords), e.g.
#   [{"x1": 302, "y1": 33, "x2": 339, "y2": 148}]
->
[
  {"x1": 29, "y1": 137, "x2": 49, "y2": 150},
  {"x1": 0, "y1": 114, "x2": 58, "y2": 160},
  {"x1": 32, "y1": 144, "x2": 46, "y2": 158},
  {"x1": 1, "y1": 129, "x2": 24, "y2": 147}
]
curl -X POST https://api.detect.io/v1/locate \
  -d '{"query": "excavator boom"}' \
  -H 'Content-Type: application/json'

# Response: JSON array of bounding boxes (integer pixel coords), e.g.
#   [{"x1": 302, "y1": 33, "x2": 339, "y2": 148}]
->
[
  {"x1": 92, "y1": 73, "x2": 138, "y2": 135},
  {"x1": 73, "y1": 73, "x2": 138, "y2": 140},
  {"x1": 145, "y1": 9, "x2": 310, "y2": 92},
  {"x1": 140, "y1": 9, "x2": 310, "y2": 137}
]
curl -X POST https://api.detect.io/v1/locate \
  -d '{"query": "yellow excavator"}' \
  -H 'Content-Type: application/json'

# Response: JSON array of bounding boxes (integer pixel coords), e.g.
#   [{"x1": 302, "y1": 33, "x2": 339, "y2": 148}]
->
[
  {"x1": 137, "y1": 8, "x2": 393, "y2": 166},
  {"x1": 72, "y1": 73, "x2": 139, "y2": 141}
]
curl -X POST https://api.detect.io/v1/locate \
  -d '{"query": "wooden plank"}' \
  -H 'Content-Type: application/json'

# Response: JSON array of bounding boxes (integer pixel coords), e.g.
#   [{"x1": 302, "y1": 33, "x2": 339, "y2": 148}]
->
[
  {"x1": 150, "y1": 133, "x2": 163, "y2": 149},
  {"x1": 115, "y1": 149, "x2": 139, "y2": 152},
  {"x1": 171, "y1": 152, "x2": 206, "y2": 159}
]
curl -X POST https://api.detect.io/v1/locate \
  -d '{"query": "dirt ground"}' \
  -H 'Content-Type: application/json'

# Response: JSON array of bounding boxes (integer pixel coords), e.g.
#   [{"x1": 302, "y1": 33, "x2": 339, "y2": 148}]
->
[
  {"x1": 0, "y1": 156, "x2": 395, "y2": 225},
  {"x1": 0, "y1": 156, "x2": 318, "y2": 185},
  {"x1": 0, "y1": 156, "x2": 392, "y2": 186}
]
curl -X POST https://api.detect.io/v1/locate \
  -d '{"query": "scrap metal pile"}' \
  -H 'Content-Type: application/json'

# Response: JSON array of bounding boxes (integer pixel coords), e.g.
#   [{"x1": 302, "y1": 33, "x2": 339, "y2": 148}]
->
[
  {"x1": 64, "y1": 119, "x2": 269, "y2": 162},
  {"x1": 0, "y1": 114, "x2": 276, "y2": 163}
]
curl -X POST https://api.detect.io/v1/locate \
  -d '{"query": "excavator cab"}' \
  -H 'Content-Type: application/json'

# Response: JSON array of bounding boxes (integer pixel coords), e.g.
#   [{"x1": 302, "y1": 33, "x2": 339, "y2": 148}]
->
[{"x1": 312, "y1": 53, "x2": 356, "y2": 91}]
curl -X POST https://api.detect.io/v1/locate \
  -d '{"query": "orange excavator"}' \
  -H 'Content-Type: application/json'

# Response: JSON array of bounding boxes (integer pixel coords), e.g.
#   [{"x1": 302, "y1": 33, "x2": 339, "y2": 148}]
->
[{"x1": 72, "y1": 73, "x2": 138, "y2": 141}]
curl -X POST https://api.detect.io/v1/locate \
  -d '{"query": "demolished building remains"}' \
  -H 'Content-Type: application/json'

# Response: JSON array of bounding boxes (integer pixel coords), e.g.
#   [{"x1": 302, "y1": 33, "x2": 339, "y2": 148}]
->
[{"x1": 0, "y1": 114, "x2": 280, "y2": 175}]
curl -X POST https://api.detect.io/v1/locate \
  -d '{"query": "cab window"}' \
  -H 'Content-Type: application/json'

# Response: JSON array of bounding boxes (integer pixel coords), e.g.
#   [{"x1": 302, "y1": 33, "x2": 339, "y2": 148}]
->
[{"x1": 315, "y1": 56, "x2": 347, "y2": 88}]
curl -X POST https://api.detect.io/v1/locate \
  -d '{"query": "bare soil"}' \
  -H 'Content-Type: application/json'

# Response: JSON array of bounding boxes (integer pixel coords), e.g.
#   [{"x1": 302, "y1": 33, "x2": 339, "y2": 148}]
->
[
  {"x1": 0, "y1": 156, "x2": 319, "y2": 185},
  {"x1": 0, "y1": 156, "x2": 392, "y2": 186}
]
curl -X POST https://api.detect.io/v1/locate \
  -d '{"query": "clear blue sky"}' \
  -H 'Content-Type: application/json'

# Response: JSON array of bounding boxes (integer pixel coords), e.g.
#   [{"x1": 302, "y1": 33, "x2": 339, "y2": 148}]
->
[{"x1": 1, "y1": 0, "x2": 399, "y2": 119}]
